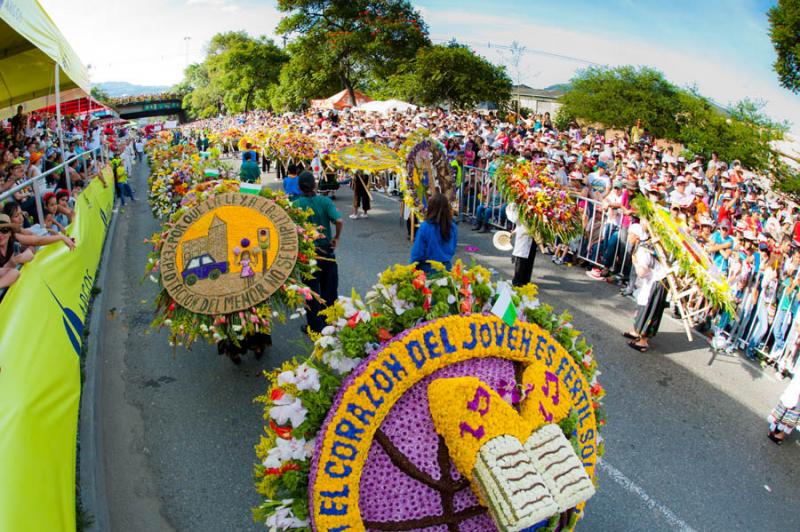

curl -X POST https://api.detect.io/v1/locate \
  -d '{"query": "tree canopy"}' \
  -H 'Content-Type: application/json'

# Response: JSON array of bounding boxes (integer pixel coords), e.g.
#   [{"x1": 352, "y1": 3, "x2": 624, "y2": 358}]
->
[
  {"x1": 179, "y1": 32, "x2": 287, "y2": 118},
  {"x1": 559, "y1": 65, "x2": 788, "y2": 181},
  {"x1": 769, "y1": 0, "x2": 800, "y2": 93},
  {"x1": 382, "y1": 43, "x2": 512, "y2": 109},
  {"x1": 274, "y1": 0, "x2": 430, "y2": 107}
]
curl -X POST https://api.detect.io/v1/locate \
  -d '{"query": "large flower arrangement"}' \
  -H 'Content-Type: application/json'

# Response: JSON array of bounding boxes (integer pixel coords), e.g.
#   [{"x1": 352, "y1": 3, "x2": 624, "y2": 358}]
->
[
  {"x1": 274, "y1": 130, "x2": 317, "y2": 163},
  {"x1": 252, "y1": 261, "x2": 605, "y2": 530},
  {"x1": 145, "y1": 140, "x2": 231, "y2": 218},
  {"x1": 328, "y1": 142, "x2": 402, "y2": 174},
  {"x1": 632, "y1": 196, "x2": 735, "y2": 314},
  {"x1": 397, "y1": 129, "x2": 449, "y2": 216},
  {"x1": 496, "y1": 157, "x2": 583, "y2": 244},
  {"x1": 143, "y1": 182, "x2": 321, "y2": 349}
]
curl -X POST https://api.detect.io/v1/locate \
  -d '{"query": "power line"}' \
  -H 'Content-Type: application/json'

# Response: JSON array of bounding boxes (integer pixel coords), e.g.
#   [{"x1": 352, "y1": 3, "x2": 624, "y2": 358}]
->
[{"x1": 431, "y1": 37, "x2": 601, "y2": 66}]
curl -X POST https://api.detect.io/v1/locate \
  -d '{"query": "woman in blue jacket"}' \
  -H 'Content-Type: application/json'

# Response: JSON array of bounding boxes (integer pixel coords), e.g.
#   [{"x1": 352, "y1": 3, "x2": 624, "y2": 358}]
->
[{"x1": 410, "y1": 194, "x2": 457, "y2": 273}]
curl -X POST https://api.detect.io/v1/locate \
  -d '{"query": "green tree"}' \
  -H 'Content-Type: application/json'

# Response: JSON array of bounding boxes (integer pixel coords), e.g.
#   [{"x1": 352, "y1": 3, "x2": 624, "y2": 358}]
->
[
  {"x1": 769, "y1": 0, "x2": 800, "y2": 93},
  {"x1": 559, "y1": 65, "x2": 683, "y2": 138},
  {"x1": 90, "y1": 86, "x2": 110, "y2": 104},
  {"x1": 383, "y1": 44, "x2": 511, "y2": 108},
  {"x1": 275, "y1": 0, "x2": 430, "y2": 105},
  {"x1": 179, "y1": 32, "x2": 288, "y2": 118}
]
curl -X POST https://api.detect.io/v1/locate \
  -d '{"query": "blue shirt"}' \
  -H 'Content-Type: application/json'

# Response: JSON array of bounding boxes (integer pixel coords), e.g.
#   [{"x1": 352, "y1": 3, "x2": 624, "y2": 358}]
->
[
  {"x1": 711, "y1": 231, "x2": 733, "y2": 272},
  {"x1": 410, "y1": 220, "x2": 458, "y2": 272},
  {"x1": 283, "y1": 175, "x2": 301, "y2": 197}
]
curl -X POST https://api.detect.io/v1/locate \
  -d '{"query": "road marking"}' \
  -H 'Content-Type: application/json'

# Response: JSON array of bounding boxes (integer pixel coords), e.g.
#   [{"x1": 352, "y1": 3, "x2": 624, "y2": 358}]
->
[{"x1": 597, "y1": 461, "x2": 696, "y2": 531}]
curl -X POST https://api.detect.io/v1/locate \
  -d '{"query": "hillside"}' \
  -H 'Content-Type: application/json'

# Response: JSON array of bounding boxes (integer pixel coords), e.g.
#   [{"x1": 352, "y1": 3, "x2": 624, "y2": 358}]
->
[{"x1": 95, "y1": 81, "x2": 170, "y2": 98}]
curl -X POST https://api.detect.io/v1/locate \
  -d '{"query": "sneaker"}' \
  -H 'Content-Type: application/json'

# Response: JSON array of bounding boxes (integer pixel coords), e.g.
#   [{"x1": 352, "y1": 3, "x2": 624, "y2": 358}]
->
[
  {"x1": 554, "y1": 257, "x2": 564, "y2": 265},
  {"x1": 586, "y1": 268, "x2": 605, "y2": 280},
  {"x1": 349, "y1": 213, "x2": 358, "y2": 219},
  {"x1": 358, "y1": 213, "x2": 368, "y2": 219}
]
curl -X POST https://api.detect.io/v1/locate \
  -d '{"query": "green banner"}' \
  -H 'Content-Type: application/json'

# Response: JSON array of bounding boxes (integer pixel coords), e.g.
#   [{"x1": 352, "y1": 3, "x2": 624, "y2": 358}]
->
[{"x1": 0, "y1": 168, "x2": 114, "y2": 531}]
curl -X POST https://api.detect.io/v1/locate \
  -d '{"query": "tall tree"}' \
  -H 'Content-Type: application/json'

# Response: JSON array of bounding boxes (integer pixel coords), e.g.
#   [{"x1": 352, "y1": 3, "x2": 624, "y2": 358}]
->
[
  {"x1": 559, "y1": 66, "x2": 683, "y2": 139},
  {"x1": 178, "y1": 32, "x2": 288, "y2": 118},
  {"x1": 769, "y1": 0, "x2": 800, "y2": 93},
  {"x1": 383, "y1": 44, "x2": 512, "y2": 109},
  {"x1": 275, "y1": 0, "x2": 430, "y2": 105}
]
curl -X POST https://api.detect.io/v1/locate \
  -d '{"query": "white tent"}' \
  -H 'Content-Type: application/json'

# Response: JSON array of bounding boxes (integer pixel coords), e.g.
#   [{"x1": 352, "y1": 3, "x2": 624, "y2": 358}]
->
[{"x1": 356, "y1": 99, "x2": 418, "y2": 115}]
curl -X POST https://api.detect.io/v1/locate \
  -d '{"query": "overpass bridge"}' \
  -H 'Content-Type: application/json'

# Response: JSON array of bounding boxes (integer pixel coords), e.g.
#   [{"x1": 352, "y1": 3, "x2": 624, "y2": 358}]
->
[{"x1": 112, "y1": 94, "x2": 188, "y2": 123}]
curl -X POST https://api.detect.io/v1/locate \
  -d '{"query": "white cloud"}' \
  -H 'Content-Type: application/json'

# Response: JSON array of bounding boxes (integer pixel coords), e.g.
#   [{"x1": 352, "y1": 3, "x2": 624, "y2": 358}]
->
[
  {"x1": 38, "y1": 0, "x2": 280, "y2": 86},
  {"x1": 426, "y1": 10, "x2": 800, "y2": 133}
]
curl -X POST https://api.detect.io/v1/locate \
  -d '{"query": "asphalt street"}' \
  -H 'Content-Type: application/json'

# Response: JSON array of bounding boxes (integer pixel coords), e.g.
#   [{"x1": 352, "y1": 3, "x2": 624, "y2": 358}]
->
[{"x1": 94, "y1": 160, "x2": 800, "y2": 532}]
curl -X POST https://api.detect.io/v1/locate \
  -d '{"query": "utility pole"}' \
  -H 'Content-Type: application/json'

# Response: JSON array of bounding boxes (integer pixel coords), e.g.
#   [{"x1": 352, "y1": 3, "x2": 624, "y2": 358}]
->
[
  {"x1": 509, "y1": 41, "x2": 526, "y2": 118},
  {"x1": 184, "y1": 36, "x2": 191, "y2": 67}
]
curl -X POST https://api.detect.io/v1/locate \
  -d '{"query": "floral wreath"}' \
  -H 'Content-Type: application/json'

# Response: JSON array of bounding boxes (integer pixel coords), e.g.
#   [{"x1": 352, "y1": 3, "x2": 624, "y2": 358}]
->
[
  {"x1": 631, "y1": 196, "x2": 735, "y2": 314},
  {"x1": 398, "y1": 129, "x2": 450, "y2": 217},
  {"x1": 253, "y1": 262, "x2": 605, "y2": 531},
  {"x1": 274, "y1": 130, "x2": 317, "y2": 163},
  {"x1": 495, "y1": 157, "x2": 583, "y2": 245},
  {"x1": 143, "y1": 181, "x2": 321, "y2": 349}
]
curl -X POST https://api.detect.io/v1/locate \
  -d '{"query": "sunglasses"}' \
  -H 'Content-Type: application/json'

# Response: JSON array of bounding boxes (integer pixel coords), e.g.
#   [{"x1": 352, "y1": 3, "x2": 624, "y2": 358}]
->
[{"x1": 0, "y1": 228, "x2": 11, "y2": 234}]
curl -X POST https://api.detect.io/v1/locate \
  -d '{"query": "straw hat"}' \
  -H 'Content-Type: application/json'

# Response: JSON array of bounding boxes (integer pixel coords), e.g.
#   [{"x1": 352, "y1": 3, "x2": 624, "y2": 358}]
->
[
  {"x1": 493, "y1": 231, "x2": 513, "y2": 252},
  {"x1": 0, "y1": 214, "x2": 21, "y2": 232}
]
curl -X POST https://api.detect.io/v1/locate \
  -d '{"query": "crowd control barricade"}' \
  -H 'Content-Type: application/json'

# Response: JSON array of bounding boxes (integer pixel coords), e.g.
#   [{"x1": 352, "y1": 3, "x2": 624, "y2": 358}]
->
[
  {"x1": 0, "y1": 147, "x2": 104, "y2": 226},
  {"x1": 0, "y1": 166, "x2": 114, "y2": 531}
]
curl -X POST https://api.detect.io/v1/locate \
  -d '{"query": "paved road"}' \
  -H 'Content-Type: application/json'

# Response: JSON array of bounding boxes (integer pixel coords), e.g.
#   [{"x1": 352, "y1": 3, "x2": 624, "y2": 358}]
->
[{"x1": 95, "y1": 161, "x2": 800, "y2": 531}]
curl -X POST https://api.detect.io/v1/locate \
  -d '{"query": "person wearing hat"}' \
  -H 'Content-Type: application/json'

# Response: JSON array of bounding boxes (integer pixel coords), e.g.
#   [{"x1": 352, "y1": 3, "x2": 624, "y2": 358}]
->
[
  {"x1": 708, "y1": 221, "x2": 734, "y2": 274},
  {"x1": 0, "y1": 213, "x2": 75, "y2": 291},
  {"x1": 293, "y1": 171, "x2": 343, "y2": 333}
]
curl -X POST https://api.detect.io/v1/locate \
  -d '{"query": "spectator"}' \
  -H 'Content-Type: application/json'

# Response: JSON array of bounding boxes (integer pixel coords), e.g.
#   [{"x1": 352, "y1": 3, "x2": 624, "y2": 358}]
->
[{"x1": 410, "y1": 193, "x2": 457, "y2": 273}]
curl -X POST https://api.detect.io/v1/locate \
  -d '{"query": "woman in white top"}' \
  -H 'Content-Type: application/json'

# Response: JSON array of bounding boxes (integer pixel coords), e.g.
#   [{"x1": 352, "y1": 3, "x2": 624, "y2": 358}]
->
[{"x1": 624, "y1": 245, "x2": 669, "y2": 352}]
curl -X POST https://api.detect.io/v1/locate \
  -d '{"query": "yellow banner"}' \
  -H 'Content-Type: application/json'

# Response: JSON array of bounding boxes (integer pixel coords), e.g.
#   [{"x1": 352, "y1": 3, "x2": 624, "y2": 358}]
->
[{"x1": 0, "y1": 169, "x2": 114, "y2": 531}]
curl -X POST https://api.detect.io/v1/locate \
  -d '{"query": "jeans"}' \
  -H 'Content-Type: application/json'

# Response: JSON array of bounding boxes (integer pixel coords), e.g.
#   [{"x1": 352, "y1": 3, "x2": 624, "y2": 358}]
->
[
  {"x1": 475, "y1": 203, "x2": 505, "y2": 226},
  {"x1": 306, "y1": 246, "x2": 338, "y2": 333},
  {"x1": 117, "y1": 182, "x2": 135, "y2": 205}
]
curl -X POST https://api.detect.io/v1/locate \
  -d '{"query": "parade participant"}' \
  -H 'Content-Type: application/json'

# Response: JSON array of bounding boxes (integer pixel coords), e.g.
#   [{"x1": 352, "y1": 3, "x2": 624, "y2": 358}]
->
[
  {"x1": 625, "y1": 243, "x2": 669, "y2": 352},
  {"x1": 283, "y1": 163, "x2": 301, "y2": 199},
  {"x1": 350, "y1": 170, "x2": 371, "y2": 219},
  {"x1": 410, "y1": 193, "x2": 457, "y2": 273},
  {"x1": 294, "y1": 171, "x2": 342, "y2": 333},
  {"x1": 767, "y1": 372, "x2": 800, "y2": 445},
  {"x1": 239, "y1": 151, "x2": 261, "y2": 184},
  {"x1": 507, "y1": 204, "x2": 537, "y2": 286}
]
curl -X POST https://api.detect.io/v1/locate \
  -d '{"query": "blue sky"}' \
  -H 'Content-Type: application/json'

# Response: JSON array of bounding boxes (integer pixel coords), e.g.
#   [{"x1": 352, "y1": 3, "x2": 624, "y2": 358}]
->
[{"x1": 40, "y1": 0, "x2": 799, "y2": 130}]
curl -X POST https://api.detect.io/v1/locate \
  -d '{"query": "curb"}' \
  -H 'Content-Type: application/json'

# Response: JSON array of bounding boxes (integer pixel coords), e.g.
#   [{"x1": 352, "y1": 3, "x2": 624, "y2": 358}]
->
[{"x1": 78, "y1": 175, "x2": 122, "y2": 532}]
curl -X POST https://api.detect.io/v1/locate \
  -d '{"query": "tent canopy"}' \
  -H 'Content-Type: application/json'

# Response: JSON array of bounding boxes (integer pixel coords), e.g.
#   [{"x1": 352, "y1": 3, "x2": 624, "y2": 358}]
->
[
  {"x1": 0, "y1": 0, "x2": 89, "y2": 116},
  {"x1": 311, "y1": 89, "x2": 372, "y2": 110},
  {"x1": 355, "y1": 99, "x2": 418, "y2": 115}
]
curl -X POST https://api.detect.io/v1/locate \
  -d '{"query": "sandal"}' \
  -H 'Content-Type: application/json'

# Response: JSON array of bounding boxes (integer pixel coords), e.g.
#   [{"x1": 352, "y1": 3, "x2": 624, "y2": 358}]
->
[
  {"x1": 768, "y1": 432, "x2": 784, "y2": 446},
  {"x1": 627, "y1": 341, "x2": 648, "y2": 353},
  {"x1": 622, "y1": 331, "x2": 639, "y2": 340}
]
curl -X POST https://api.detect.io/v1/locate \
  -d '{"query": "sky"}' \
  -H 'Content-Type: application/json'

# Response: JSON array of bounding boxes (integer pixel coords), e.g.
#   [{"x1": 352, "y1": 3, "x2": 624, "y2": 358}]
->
[{"x1": 38, "y1": 0, "x2": 800, "y2": 130}]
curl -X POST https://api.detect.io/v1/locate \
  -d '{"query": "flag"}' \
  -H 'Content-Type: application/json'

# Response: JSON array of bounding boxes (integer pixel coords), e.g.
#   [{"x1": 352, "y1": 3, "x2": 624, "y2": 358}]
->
[
  {"x1": 491, "y1": 282, "x2": 518, "y2": 326},
  {"x1": 239, "y1": 182, "x2": 262, "y2": 195},
  {"x1": 204, "y1": 168, "x2": 220, "y2": 178}
]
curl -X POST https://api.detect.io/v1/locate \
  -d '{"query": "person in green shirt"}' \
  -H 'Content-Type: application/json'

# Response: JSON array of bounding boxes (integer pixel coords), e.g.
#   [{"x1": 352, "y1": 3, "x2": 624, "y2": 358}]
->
[
  {"x1": 294, "y1": 171, "x2": 343, "y2": 333},
  {"x1": 239, "y1": 152, "x2": 261, "y2": 184}
]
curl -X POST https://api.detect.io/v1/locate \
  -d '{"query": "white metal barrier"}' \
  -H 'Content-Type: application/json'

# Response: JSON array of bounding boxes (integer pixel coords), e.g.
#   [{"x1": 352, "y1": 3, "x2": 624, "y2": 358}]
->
[{"x1": 0, "y1": 147, "x2": 104, "y2": 225}]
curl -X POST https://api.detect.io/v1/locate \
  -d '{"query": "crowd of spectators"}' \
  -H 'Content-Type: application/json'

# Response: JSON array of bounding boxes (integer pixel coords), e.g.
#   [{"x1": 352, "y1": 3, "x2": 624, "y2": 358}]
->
[
  {"x1": 180, "y1": 107, "x2": 800, "y2": 374},
  {"x1": 0, "y1": 105, "x2": 124, "y2": 295}
]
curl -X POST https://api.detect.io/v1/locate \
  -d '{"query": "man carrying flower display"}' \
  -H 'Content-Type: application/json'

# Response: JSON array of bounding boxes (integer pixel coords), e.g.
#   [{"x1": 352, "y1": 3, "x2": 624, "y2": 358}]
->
[{"x1": 294, "y1": 171, "x2": 343, "y2": 333}]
